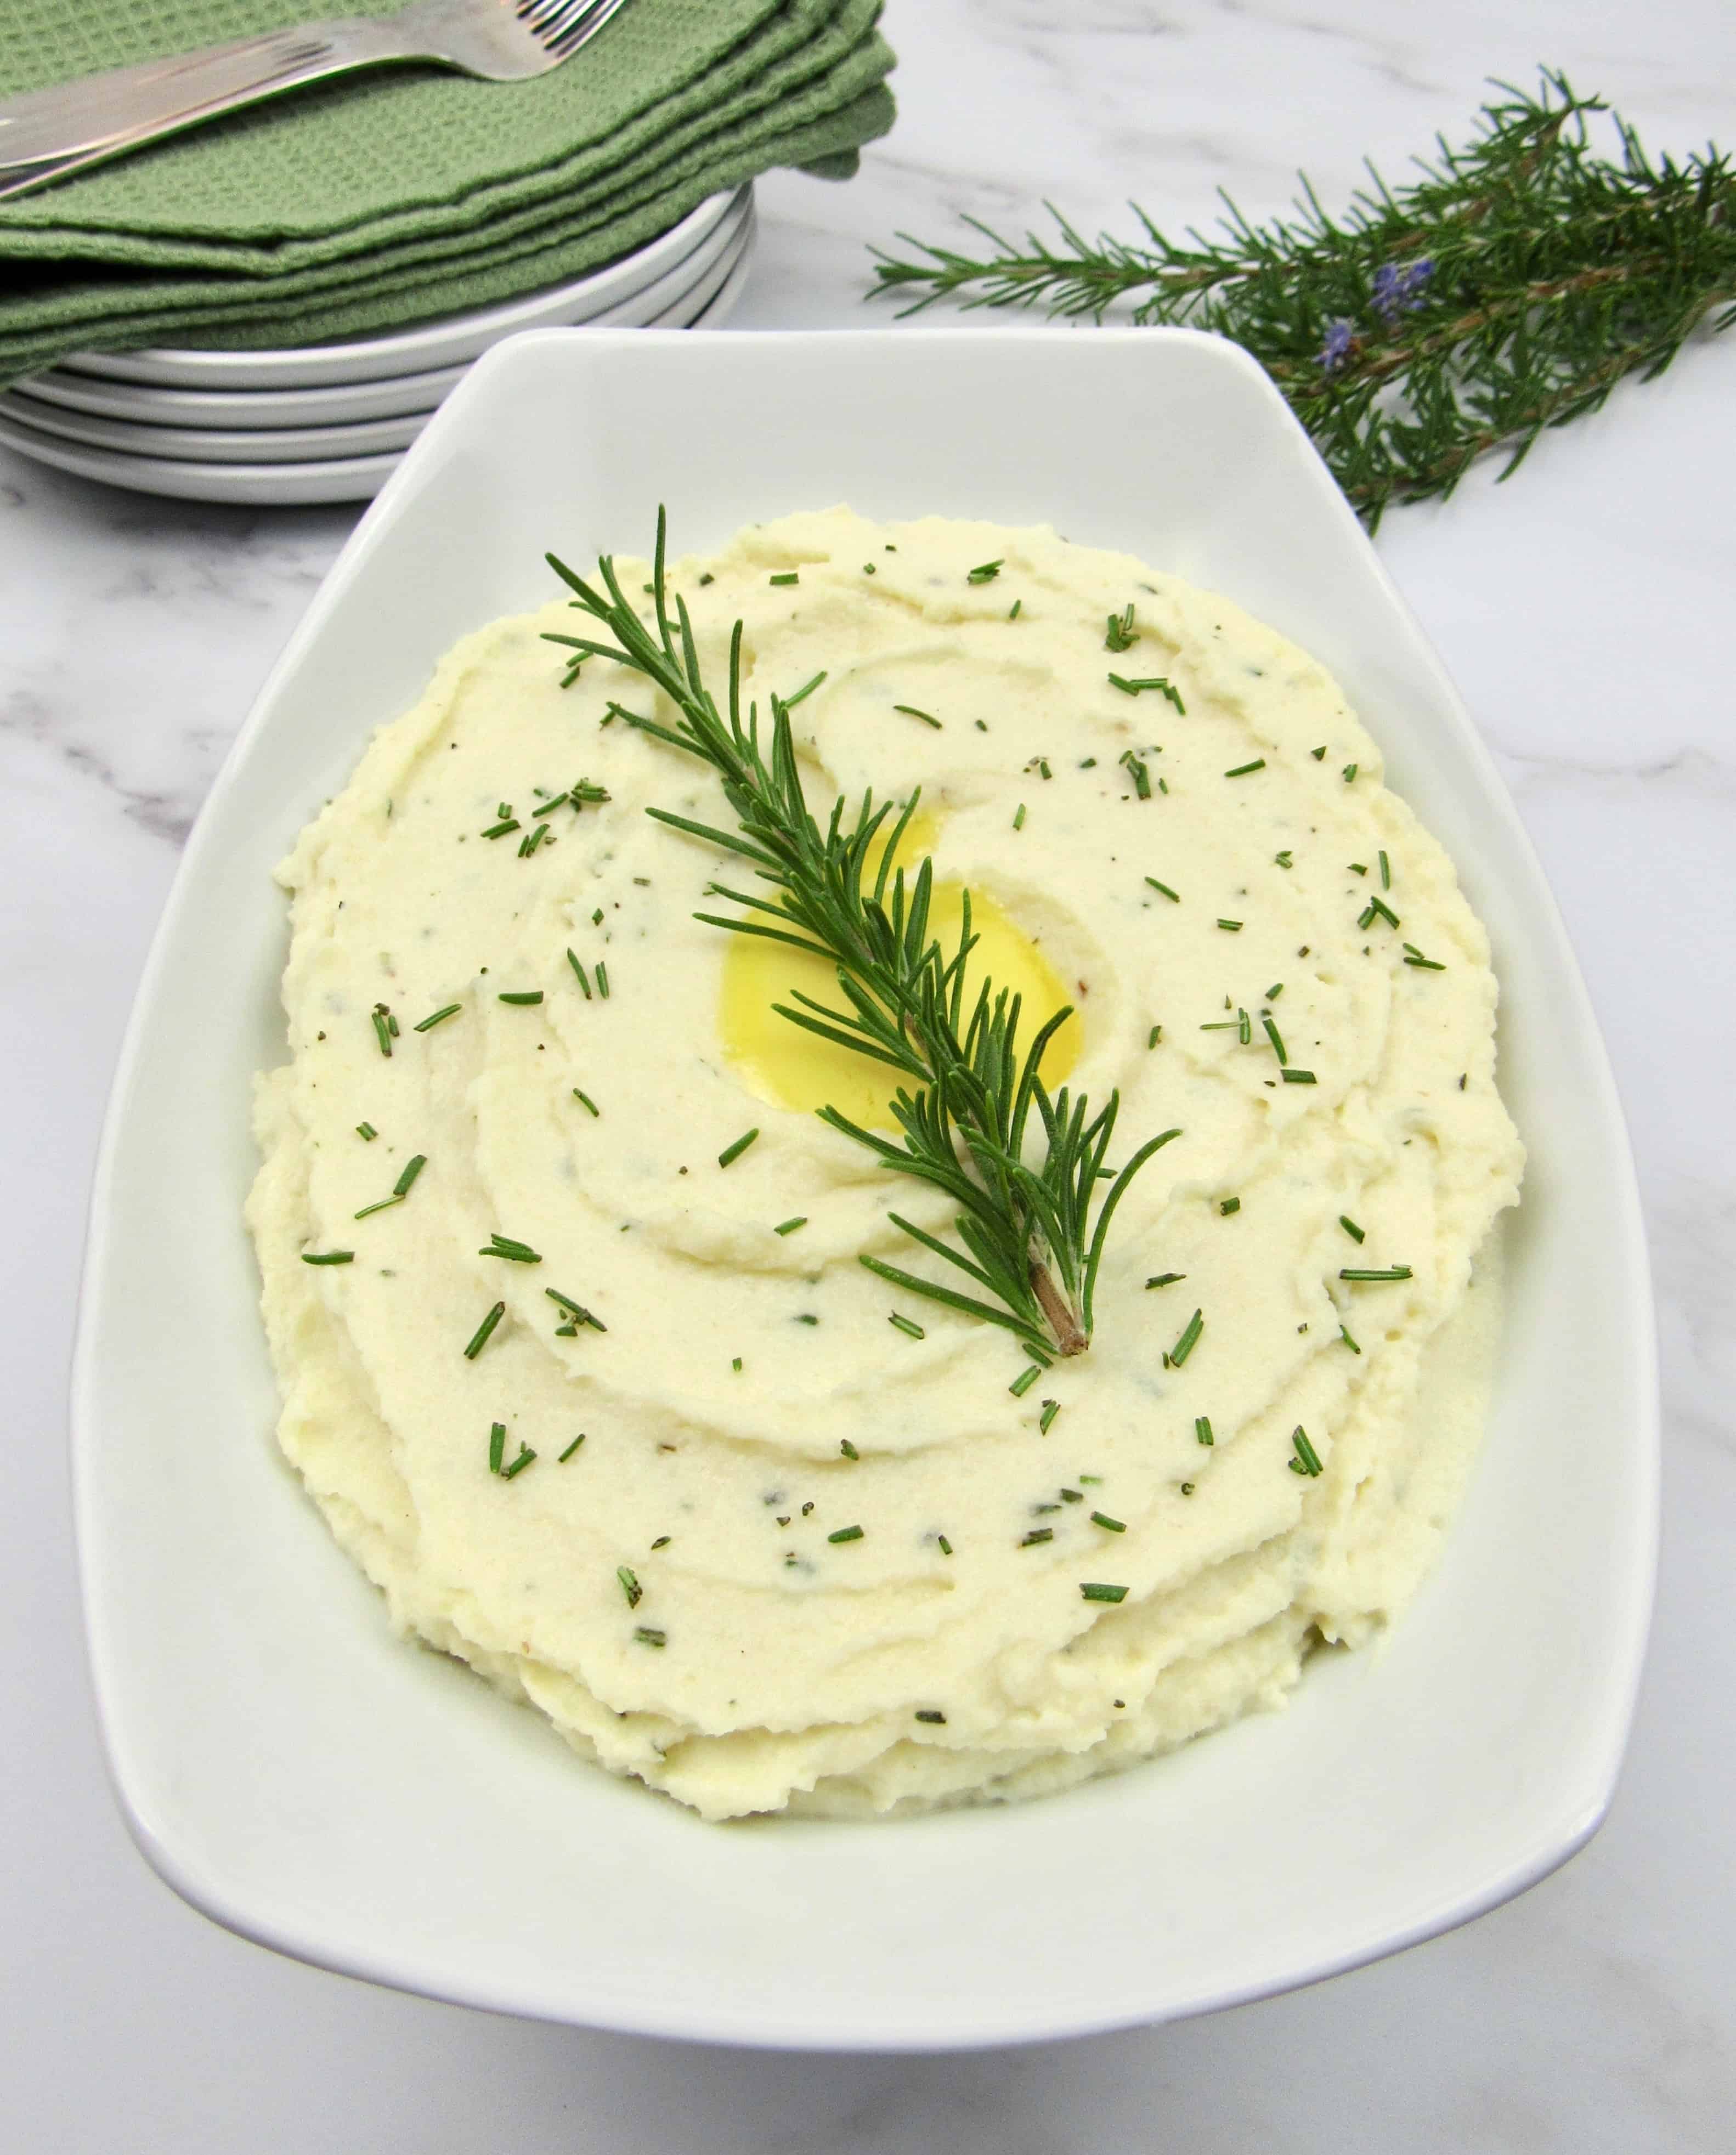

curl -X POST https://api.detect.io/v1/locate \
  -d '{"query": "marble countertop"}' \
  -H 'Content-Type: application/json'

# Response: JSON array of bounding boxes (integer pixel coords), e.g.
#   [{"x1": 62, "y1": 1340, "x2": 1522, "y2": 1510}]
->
[{"x1": 4, "y1": 3, "x2": 1732, "y2": 2147}]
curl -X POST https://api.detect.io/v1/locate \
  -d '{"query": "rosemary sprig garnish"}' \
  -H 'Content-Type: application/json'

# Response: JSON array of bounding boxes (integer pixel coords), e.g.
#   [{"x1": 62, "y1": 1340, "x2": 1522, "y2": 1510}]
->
[
  {"x1": 544, "y1": 513, "x2": 1181, "y2": 1361},
  {"x1": 869, "y1": 72, "x2": 1736, "y2": 526}
]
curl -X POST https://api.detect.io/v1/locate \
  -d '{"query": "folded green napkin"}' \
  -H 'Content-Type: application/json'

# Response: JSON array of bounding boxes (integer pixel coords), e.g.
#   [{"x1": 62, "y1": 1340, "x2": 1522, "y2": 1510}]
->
[{"x1": 0, "y1": 0, "x2": 894, "y2": 376}]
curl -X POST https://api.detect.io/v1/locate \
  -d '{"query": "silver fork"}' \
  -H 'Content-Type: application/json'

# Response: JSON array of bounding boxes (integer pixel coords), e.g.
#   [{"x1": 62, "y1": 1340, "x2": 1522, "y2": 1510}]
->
[{"x1": 0, "y1": 0, "x2": 633, "y2": 203}]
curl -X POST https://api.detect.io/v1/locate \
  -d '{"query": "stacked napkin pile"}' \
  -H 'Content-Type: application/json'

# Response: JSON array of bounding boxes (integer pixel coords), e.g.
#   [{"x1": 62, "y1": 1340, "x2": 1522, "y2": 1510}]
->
[{"x1": 0, "y1": 0, "x2": 894, "y2": 379}]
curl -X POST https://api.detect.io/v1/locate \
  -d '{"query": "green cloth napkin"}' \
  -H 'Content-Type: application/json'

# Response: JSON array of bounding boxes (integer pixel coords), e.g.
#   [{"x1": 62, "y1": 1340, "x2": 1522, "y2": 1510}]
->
[{"x1": 0, "y1": 0, "x2": 894, "y2": 377}]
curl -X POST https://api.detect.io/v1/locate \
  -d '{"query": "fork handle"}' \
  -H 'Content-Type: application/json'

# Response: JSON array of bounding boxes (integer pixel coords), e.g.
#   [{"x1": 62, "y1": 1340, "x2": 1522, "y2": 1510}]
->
[{"x1": 0, "y1": 18, "x2": 416, "y2": 202}]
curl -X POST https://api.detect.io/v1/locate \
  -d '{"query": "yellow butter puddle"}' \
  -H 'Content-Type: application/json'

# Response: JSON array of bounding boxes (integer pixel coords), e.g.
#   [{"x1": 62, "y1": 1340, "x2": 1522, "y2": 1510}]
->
[{"x1": 721, "y1": 808, "x2": 1081, "y2": 1127}]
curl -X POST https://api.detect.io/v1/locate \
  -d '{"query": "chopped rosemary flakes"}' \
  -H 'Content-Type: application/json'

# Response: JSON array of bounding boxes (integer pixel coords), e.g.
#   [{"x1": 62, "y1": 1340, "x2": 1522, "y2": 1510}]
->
[
  {"x1": 1225, "y1": 759, "x2": 1266, "y2": 777},
  {"x1": 567, "y1": 949, "x2": 592, "y2": 998},
  {"x1": 1109, "y1": 675, "x2": 1185, "y2": 712},
  {"x1": 634, "y1": 1627, "x2": 667, "y2": 1648},
  {"x1": 301, "y1": 1250, "x2": 353, "y2": 1265},
  {"x1": 967, "y1": 558, "x2": 1004, "y2": 582},
  {"x1": 414, "y1": 1003, "x2": 461, "y2": 1032},
  {"x1": 573, "y1": 1088, "x2": 600, "y2": 1116},
  {"x1": 483, "y1": 1233, "x2": 542, "y2": 1263},
  {"x1": 487, "y1": 1422, "x2": 506, "y2": 1474},
  {"x1": 558, "y1": 1434, "x2": 586, "y2": 1462},
  {"x1": 545, "y1": 1288, "x2": 605, "y2": 1331},
  {"x1": 1021, "y1": 1528, "x2": 1054, "y2": 1547},
  {"x1": 1339, "y1": 1265, "x2": 1413, "y2": 1281},
  {"x1": 894, "y1": 703, "x2": 942, "y2": 729},
  {"x1": 501, "y1": 1445, "x2": 536, "y2": 1479},
  {"x1": 915, "y1": 1709, "x2": 947, "y2": 1724},
  {"x1": 1144, "y1": 875, "x2": 1179, "y2": 902},
  {"x1": 1166, "y1": 1308, "x2": 1204, "y2": 1367},
  {"x1": 1145, "y1": 1272, "x2": 1185, "y2": 1289},
  {"x1": 1039, "y1": 1399, "x2": 1060, "y2": 1434},
  {"x1": 1009, "y1": 1362, "x2": 1043, "y2": 1397},
  {"x1": 1281, "y1": 1068, "x2": 1317, "y2": 1085},
  {"x1": 1090, "y1": 1511, "x2": 1126, "y2": 1532},
  {"x1": 718, "y1": 1129, "x2": 759, "y2": 1168},
  {"x1": 889, "y1": 1314, "x2": 926, "y2": 1340},
  {"x1": 1195, "y1": 1416, "x2": 1214, "y2": 1445},
  {"x1": 828, "y1": 1525, "x2": 864, "y2": 1544},
  {"x1": 463, "y1": 1302, "x2": 506, "y2": 1360},
  {"x1": 1290, "y1": 1427, "x2": 1324, "y2": 1477},
  {"x1": 1080, "y1": 1582, "x2": 1128, "y2": 1603},
  {"x1": 773, "y1": 1217, "x2": 807, "y2": 1236},
  {"x1": 498, "y1": 990, "x2": 543, "y2": 1005},
  {"x1": 617, "y1": 1565, "x2": 642, "y2": 1608},
  {"x1": 1339, "y1": 1215, "x2": 1365, "y2": 1242},
  {"x1": 355, "y1": 1123, "x2": 377, "y2": 1141}
]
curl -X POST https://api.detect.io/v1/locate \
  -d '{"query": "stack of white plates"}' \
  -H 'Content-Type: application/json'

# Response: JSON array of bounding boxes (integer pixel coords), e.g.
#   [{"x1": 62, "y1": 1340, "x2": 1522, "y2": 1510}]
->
[{"x1": 0, "y1": 186, "x2": 754, "y2": 507}]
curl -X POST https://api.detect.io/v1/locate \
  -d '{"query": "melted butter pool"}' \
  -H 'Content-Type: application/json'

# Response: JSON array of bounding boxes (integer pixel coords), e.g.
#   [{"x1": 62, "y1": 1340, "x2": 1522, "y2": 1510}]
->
[{"x1": 720, "y1": 809, "x2": 1081, "y2": 1127}]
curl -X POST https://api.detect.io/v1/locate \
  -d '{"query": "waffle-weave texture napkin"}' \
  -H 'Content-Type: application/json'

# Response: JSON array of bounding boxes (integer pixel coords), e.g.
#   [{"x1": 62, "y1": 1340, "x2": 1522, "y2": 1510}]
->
[{"x1": 0, "y1": 0, "x2": 894, "y2": 376}]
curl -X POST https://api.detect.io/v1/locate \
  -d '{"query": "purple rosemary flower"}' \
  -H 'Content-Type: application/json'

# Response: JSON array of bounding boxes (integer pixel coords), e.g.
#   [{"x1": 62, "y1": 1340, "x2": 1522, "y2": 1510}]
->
[
  {"x1": 1372, "y1": 258, "x2": 1435, "y2": 325},
  {"x1": 1318, "y1": 318, "x2": 1355, "y2": 371}
]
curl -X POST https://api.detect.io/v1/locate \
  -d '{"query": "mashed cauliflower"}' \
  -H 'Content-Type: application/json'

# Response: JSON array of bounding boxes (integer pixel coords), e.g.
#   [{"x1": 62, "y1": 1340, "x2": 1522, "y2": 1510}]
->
[{"x1": 248, "y1": 508, "x2": 1523, "y2": 1819}]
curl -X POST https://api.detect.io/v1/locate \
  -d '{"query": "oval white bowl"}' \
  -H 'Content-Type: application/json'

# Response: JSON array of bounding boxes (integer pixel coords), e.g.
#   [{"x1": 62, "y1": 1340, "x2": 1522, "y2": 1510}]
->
[{"x1": 72, "y1": 326, "x2": 1656, "y2": 2050}]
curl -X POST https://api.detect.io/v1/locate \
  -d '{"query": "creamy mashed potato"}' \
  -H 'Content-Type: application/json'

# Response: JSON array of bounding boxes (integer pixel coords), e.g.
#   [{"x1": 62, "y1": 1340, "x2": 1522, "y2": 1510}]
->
[{"x1": 248, "y1": 508, "x2": 1523, "y2": 1820}]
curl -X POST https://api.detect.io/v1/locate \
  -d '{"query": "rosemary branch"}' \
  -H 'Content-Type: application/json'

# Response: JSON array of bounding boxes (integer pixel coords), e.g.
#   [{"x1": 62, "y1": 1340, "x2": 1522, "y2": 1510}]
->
[
  {"x1": 869, "y1": 70, "x2": 1736, "y2": 527},
  {"x1": 544, "y1": 514, "x2": 1179, "y2": 1362}
]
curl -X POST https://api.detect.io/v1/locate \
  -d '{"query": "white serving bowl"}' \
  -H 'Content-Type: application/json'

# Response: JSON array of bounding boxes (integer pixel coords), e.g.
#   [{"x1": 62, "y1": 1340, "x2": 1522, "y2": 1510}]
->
[{"x1": 72, "y1": 326, "x2": 1656, "y2": 2050}]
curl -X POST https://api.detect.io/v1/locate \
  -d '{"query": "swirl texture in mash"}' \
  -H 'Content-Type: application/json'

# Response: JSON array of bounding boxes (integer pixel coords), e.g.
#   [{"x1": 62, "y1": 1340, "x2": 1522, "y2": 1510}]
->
[{"x1": 248, "y1": 509, "x2": 1524, "y2": 1820}]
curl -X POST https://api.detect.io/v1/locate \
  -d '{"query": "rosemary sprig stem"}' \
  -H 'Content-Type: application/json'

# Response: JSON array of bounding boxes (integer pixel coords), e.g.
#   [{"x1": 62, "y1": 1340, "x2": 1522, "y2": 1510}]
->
[
  {"x1": 543, "y1": 516, "x2": 1180, "y2": 1357},
  {"x1": 868, "y1": 71, "x2": 1736, "y2": 525}
]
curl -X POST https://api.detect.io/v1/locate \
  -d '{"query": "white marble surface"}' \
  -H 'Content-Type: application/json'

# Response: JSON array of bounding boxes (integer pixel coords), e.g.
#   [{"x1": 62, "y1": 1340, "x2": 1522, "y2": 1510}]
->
[{"x1": 4, "y1": 2, "x2": 1733, "y2": 2146}]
